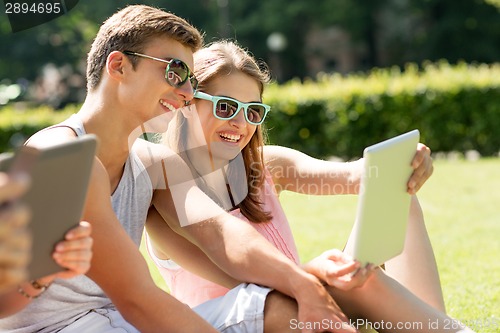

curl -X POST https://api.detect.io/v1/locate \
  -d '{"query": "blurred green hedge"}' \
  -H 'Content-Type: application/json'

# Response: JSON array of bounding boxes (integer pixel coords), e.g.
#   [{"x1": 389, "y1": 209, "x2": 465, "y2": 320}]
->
[
  {"x1": 264, "y1": 61, "x2": 500, "y2": 159},
  {"x1": 1, "y1": 61, "x2": 499, "y2": 158},
  {"x1": 0, "y1": 105, "x2": 76, "y2": 152}
]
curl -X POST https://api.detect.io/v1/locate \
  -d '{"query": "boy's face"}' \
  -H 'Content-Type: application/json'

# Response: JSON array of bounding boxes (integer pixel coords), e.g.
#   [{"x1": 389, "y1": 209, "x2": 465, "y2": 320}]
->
[{"x1": 121, "y1": 36, "x2": 196, "y2": 126}]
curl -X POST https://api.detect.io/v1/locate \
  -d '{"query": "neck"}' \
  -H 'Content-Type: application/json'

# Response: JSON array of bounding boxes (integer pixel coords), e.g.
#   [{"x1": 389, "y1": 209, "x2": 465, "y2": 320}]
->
[
  {"x1": 185, "y1": 147, "x2": 236, "y2": 210},
  {"x1": 210, "y1": 154, "x2": 231, "y2": 171},
  {"x1": 77, "y1": 89, "x2": 141, "y2": 171}
]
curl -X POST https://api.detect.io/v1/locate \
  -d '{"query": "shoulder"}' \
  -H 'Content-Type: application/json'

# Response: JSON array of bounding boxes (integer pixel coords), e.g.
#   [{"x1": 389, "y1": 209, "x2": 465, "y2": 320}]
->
[
  {"x1": 263, "y1": 145, "x2": 316, "y2": 188},
  {"x1": 133, "y1": 138, "x2": 177, "y2": 163},
  {"x1": 25, "y1": 125, "x2": 112, "y2": 191},
  {"x1": 263, "y1": 145, "x2": 304, "y2": 168},
  {"x1": 26, "y1": 124, "x2": 110, "y2": 192},
  {"x1": 263, "y1": 145, "x2": 302, "y2": 159},
  {"x1": 25, "y1": 126, "x2": 78, "y2": 149},
  {"x1": 132, "y1": 138, "x2": 195, "y2": 190}
]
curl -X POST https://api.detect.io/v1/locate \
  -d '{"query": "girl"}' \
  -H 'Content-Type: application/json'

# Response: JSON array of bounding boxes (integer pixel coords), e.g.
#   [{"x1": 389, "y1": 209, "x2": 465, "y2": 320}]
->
[{"x1": 146, "y1": 41, "x2": 472, "y2": 332}]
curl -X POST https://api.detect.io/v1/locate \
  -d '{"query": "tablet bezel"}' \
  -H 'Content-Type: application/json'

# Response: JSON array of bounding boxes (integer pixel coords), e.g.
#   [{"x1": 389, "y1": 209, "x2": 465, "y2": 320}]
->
[
  {"x1": 0, "y1": 135, "x2": 97, "y2": 279},
  {"x1": 344, "y1": 130, "x2": 419, "y2": 266}
]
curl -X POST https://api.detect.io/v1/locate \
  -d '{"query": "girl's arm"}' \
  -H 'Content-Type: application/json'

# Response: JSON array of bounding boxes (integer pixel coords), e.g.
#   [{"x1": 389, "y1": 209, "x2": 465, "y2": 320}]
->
[
  {"x1": 264, "y1": 145, "x2": 363, "y2": 195},
  {"x1": 264, "y1": 144, "x2": 432, "y2": 196}
]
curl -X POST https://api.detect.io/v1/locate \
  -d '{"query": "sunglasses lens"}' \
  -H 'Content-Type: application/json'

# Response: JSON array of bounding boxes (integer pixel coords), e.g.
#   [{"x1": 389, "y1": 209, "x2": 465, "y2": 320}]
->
[
  {"x1": 215, "y1": 99, "x2": 239, "y2": 119},
  {"x1": 246, "y1": 105, "x2": 267, "y2": 124},
  {"x1": 166, "y1": 59, "x2": 189, "y2": 87},
  {"x1": 190, "y1": 76, "x2": 198, "y2": 91},
  {"x1": 214, "y1": 99, "x2": 267, "y2": 125}
]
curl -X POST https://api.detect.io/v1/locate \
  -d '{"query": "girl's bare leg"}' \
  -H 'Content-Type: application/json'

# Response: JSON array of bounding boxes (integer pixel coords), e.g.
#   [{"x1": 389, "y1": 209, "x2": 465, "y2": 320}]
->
[
  {"x1": 328, "y1": 269, "x2": 473, "y2": 333},
  {"x1": 384, "y1": 195, "x2": 446, "y2": 311}
]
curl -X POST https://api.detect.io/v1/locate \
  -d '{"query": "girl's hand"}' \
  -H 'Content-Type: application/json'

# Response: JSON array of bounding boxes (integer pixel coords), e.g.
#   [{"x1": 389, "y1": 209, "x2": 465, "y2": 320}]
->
[
  {"x1": 303, "y1": 249, "x2": 376, "y2": 290},
  {"x1": 407, "y1": 143, "x2": 433, "y2": 194}
]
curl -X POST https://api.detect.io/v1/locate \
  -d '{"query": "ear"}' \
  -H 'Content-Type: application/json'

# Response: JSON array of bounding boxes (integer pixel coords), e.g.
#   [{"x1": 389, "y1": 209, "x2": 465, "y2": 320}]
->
[{"x1": 106, "y1": 51, "x2": 128, "y2": 82}]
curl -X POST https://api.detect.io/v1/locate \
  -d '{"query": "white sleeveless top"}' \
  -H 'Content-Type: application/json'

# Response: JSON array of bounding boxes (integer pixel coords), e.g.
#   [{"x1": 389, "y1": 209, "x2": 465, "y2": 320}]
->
[{"x1": 0, "y1": 114, "x2": 153, "y2": 332}]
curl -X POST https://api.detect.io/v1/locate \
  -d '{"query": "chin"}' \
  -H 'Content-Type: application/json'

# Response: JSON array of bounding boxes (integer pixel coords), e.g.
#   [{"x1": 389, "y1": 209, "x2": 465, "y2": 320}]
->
[{"x1": 210, "y1": 142, "x2": 241, "y2": 161}]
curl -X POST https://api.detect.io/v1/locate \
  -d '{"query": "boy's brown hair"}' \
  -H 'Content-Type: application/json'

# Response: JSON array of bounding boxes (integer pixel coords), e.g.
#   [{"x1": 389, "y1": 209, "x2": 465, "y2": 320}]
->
[{"x1": 86, "y1": 5, "x2": 203, "y2": 91}]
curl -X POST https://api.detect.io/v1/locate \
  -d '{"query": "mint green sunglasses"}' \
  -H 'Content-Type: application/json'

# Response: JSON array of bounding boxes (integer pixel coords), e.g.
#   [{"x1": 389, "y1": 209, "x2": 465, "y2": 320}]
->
[{"x1": 194, "y1": 91, "x2": 270, "y2": 125}]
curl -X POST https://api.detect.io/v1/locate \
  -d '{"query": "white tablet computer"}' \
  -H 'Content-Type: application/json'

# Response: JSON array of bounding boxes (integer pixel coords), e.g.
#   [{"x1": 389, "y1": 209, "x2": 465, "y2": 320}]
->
[
  {"x1": 344, "y1": 130, "x2": 419, "y2": 266},
  {"x1": 0, "y1": 135, "x2": 97, "y2": 279}
]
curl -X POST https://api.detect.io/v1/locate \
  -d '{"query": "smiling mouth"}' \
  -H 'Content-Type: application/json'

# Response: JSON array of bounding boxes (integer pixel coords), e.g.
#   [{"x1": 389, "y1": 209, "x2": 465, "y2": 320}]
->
[
  {"x1": 219, "y1": 132, "x2": 242, "y2": 143},
  {"x1": 160, "y1": 99, "x2": 176, "y2": 112}
]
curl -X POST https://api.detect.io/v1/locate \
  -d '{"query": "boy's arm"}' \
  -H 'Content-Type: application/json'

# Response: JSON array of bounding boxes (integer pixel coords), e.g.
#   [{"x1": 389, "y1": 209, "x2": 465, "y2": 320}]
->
[
  {"x1": 26, "y1": 133, "x2": 217, "y2": 333},
  {"x1": 152, "y1": 186, "x2": 348, "y2": 330},
  {"x1": 143, "y1": 140, "x2": 353, "y2": 330},
  {"x1": 151, "y1": 150, "x2": 324, "y2": 297},
  {"x1": 82, "y1": 159, "x2": 218, "y2": 333},
  {"x1": 146, "y1": 206, "x2": 240, "y2": 289}
]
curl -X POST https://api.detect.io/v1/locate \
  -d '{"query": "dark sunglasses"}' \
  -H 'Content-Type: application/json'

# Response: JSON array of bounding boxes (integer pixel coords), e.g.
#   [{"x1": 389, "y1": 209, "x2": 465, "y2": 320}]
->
[
  {"x1": 194, "y1": 91, "x2": 271, "y2": 125},
  {"x1": 123, "y1": 51, "x2": 198, "y2": 91}
]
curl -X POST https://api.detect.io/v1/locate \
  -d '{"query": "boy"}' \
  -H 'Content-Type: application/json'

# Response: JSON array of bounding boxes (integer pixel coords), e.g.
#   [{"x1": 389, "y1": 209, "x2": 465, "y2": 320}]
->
[{"x1": 0, "y1": 5, "x2": 349, "y2": 333}]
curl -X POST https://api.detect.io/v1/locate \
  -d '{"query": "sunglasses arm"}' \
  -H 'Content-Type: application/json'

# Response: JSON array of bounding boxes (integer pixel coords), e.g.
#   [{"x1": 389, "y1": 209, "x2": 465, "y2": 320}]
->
[{"x1": 194, "y1": 91, "x2": 213, "y2": 102}]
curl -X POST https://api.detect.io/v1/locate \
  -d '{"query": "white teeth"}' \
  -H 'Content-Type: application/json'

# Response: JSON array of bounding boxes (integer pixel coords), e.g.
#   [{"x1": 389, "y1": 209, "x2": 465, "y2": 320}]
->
[
  {"x1": 219, "y1": 133, "x2": 241, "y2": 142},
  {"x1": 160, "y1": 99, "x2": 176, "y2": 112}
]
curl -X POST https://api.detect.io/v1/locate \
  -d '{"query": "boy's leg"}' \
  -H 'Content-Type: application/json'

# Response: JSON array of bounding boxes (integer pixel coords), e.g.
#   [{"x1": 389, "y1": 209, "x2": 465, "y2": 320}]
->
[
  {"x1": 193, "y1": 283, "x2": 271, "y2": 333},
  {"x1": 57, "y1": 285, "x2": 297, "y2": 333},
  {"x1": 57, "y1": 309, "x2": 140, "y2": 333},
  {"x1": 193, "y1": 283, "x2": 301, "y2": 333},
  {"x1": 263, "y1": 291, "x2": 300, "y2": 333}
]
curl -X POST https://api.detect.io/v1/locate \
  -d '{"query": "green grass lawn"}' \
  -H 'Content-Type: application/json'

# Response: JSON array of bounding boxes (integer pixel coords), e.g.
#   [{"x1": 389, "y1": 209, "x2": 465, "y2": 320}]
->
[{"x1": 141, "y1": 158, "x2": 500, "y2": 332}]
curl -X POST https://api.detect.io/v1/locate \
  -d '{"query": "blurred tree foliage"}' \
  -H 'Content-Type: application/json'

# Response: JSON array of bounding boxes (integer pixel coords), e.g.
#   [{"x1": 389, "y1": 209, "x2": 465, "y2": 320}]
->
[{"x1": 1, "y1": 0, "x2": 499, "y2": 95}]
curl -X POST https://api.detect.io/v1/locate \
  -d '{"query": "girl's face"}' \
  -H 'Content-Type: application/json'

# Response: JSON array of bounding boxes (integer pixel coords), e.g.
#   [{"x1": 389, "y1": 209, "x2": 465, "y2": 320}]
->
[{"x1": 194, "y1": 71, "x2": 261, "y2": 161}]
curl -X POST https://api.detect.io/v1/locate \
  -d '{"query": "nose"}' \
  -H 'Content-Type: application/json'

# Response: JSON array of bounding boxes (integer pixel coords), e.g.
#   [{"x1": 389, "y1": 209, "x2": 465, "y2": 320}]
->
[
  {"x1": 228, "y1": 107, "x2": 247, "y2": 128},
  {"x1": 175, "y1": 81, "x2": 195, "y2": 106}
]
